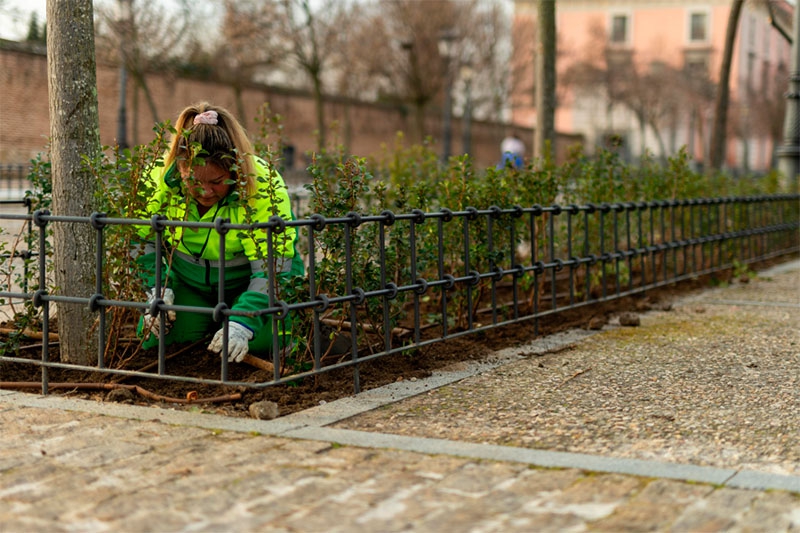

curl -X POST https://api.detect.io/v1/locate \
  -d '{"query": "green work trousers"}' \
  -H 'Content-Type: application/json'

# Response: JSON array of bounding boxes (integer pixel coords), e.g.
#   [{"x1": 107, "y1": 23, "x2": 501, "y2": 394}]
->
[{"x1": 137, "y1": 274, "x2": 290, "y2": 356}]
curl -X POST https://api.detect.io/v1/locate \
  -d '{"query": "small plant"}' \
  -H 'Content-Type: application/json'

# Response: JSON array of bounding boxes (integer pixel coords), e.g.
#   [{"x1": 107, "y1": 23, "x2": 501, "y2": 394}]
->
[{"x1": 732, "y1": 259, "x2": 754, "y2": 281}]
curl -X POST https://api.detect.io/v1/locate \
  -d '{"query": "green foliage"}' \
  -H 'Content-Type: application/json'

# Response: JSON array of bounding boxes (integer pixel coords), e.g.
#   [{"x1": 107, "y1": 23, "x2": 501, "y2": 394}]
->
[
  {"x1": 0, "y1": 152, "x2": 52, "y2": 357},
  {"x1": 2, "y1": 115, "x2": 793, "y2": 372},
  {"x1": 87, "y1": 123, "x2": 173, "y2": 366}
]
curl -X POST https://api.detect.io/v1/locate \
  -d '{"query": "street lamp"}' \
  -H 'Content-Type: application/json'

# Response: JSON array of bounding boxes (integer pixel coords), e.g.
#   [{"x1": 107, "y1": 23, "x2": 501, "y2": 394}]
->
[
  {"x1": 116, "y1": 0, "x2": 132, "y2": 150},
  {"x1": 401, "y1": 39, "x2": 425, "y2": 144},
  {"x1": 460, "y1": 63, "x2": 475, "y2": 156},
  {"x1": 438, "y1": 30, "x2": 457, "y2": 163}
]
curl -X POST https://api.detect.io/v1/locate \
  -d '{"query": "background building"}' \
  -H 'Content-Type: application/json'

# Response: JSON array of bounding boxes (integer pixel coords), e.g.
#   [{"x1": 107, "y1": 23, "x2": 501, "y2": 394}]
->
[{"x1": 511, "y1": 0, "x2": 794, "y2": 174}]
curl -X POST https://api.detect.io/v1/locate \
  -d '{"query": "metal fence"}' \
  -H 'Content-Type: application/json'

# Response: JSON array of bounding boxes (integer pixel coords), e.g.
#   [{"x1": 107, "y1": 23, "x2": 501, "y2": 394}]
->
[
  {"x1": 0, "y1": 164, "x2": 32, "y2": 201},
  {"x1": 1, "y1": 194, "x2": 798, "y2": 396}
]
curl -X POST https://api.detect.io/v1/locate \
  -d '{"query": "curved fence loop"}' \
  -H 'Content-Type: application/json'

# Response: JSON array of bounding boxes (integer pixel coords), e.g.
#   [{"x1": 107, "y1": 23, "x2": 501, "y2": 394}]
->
[
  {"x1": 346, "y1": 212, "x2": 362, "y2": 228},
  {"x1": 310, "y1": 213, "x2": 326, "y2": 231},
  {"x1": 212, "y1": 302, "x2": 228, "y2": 323},
  {"x1": 314, "y1": 293, "x2": 330, "y2": 312},
  {"x1": 274, "y1": 300, "x2": 290, "y2": 320},
  {"x1": 380, "y1": 210, "x2": 396, "y2": 226},
  {"x1": 384, "y1": 282, "x2": 399, "y2": 300},
  {"x1": 90, "y1": 212, "x2": 107, "y2": 230},
  {"x1": 267, "y1": 215, "x2": 285, "y2": 234},
  {"x1": 149, "y1": 213, "x2": 166, "y2": 232},
  {"x1": 413, "y1": 278, "x2": 429, "y2": 295},
  {"x1": 351, "y1": 287, "x2": 366, "y2": 305}
]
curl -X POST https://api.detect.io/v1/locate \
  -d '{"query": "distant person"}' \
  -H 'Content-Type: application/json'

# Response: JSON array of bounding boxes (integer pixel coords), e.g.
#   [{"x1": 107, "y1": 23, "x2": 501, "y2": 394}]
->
[
  {"x1": 133, "y1": 102, "x2": 304, "y2": 362},
  {"x1": 498, "y1": 133, "x2": 525, "y2": 169}
]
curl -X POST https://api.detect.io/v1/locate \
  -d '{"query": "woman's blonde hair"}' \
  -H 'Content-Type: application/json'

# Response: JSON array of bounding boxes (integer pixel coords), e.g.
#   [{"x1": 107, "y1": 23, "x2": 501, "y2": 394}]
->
[{"x1": 164, "y1": 102, "x2": 257, "y2": 197}]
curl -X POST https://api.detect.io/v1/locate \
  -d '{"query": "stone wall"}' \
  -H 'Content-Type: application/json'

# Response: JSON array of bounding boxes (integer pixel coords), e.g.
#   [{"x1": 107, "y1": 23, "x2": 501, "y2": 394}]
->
[{"x1": 0, "y1": 42, "x2": 581, "y2": 179}]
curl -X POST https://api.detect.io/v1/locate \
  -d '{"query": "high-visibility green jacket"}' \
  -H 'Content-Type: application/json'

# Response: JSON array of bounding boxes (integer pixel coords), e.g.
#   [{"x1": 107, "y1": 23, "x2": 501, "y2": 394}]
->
[{"x1": 134, "y1": 156, "x2": 304, "y2": 334}]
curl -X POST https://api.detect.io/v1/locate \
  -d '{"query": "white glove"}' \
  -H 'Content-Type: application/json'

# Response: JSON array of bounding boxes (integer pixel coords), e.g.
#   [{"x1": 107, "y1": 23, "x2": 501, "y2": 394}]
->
[
  {"x1": 208, "y1": 321, "x2": 254, "y2": 363},
  {"x1": 143, "y1": 287, "x2": 176, "y2": 338}
]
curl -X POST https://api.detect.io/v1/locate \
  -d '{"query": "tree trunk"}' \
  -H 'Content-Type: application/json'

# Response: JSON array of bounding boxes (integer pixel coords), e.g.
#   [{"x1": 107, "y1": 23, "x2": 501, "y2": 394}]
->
[
  {"x1": 709, "y1": 0, "x2": 744, "y2": 172},
  {"x1": 130, "y1": 70, "x2": 160, "y2": 125},
  {"x1": 46, "y1": 0, "x2": 101, "y2": 365},
  {"x1": 414, "y1": 99, "x2": 426, "y2": 144},
  {"x1": 233, "y1": 84, "x2": 246, "y2": 125},
  {"x1": 534, "y1": 0, "x2": 556, "y2": 160},
  {"x1": 776, "y1": 2, "x2": 800, "y2": 182}
]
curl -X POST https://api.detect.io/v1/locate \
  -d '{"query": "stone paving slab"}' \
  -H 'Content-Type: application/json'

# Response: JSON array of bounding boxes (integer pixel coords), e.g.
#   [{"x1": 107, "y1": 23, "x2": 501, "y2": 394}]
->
[
  {"x1": 0, "y1": 261, "x2": 799, "y2": 531},
  {"x1": 1, "y1": 399, "x2": 799, "y2": 532}
]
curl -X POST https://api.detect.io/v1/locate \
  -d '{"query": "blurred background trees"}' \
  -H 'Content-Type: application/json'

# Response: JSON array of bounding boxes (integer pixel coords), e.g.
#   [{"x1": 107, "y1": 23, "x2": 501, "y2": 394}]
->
[{"x1": 88, "y1": 0, "x2": 512, "y2": 154}]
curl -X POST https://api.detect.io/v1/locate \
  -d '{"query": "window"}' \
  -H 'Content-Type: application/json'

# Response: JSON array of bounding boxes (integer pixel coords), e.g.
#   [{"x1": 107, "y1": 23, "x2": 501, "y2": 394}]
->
[
  {"x1": 690, "y1": 12, "x2": 707, "y2": 42},
  {"x1": 611, "y1": 14, "x2": 628, "y2": 44},
  {"x1": 683, "y1": 49, "x2": 711, "y2": 79},
  {"x1": 761, "y1": 60, "x2": 771, "y2": 93}
]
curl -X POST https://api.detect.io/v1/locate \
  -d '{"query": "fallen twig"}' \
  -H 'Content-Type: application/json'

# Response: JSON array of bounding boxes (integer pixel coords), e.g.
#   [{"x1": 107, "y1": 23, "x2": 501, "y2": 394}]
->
[
  {"x1": 321, "y1": 318, "x2": 411, "y2": 337},
  {"x1": 556, "y1": 367, "x2": 592, "y2": 389},
  {"x1": 241, "y1": 353, "x2": 277, "y2": 373},
  {"x1": 0, "y1": 381, "x2": 241, "y2": 404},
  {"x1": 0, "y1": 328, "x2": 59, "y2": 341}
]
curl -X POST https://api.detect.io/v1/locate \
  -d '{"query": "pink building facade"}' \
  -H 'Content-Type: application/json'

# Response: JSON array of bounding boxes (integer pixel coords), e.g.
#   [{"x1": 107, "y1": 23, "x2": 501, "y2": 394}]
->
[{"x1": 512, "y1": 0, "x2": 794, "y2": 174}]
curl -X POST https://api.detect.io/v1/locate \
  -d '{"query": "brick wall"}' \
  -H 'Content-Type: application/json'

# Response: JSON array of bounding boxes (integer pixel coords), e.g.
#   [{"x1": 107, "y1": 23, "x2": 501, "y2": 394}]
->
[{"x1": 0, "y1": 42, "x2": 581, "y2": 176}]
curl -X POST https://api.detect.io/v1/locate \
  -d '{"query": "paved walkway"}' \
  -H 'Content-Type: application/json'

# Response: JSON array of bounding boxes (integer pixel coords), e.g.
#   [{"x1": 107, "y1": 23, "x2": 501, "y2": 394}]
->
[{"x1": 1, "y1": 261, "x2": 798, "y2": 532}]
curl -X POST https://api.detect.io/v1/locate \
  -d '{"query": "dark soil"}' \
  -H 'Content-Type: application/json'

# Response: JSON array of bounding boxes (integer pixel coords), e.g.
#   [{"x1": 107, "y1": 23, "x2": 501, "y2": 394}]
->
[{"x1": 0, "y1": 269, "x2": 757, "y2": 419}]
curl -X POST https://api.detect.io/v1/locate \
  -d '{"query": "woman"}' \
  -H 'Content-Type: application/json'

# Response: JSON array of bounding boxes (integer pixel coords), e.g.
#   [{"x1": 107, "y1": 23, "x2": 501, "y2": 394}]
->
[{"x1": 134, "y1": 102, "x2": 303, "y2": 362}]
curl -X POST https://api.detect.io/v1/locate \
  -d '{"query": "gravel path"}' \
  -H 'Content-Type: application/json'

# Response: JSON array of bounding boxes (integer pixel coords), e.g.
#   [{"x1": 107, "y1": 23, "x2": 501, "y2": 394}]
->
[{"x1": 336, "y1": 264, "x2": 800, "y2": 477}]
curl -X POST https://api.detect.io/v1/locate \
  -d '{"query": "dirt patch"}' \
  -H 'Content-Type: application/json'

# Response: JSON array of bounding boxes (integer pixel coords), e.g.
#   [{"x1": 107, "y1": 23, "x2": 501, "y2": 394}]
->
[{"x1": 0, "y1": 271, "x2": 749, "y2": 418}]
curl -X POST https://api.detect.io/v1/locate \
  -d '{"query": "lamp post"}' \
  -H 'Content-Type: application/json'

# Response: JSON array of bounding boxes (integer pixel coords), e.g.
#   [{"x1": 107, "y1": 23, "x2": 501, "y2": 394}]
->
[
  {"x1": 116, "y1": 0, "x2": 131, "y2": 150},
  {"x1": 776, "y1": 3, "x2": 799, "y2": 182},
  {"x1": 438, "y1": 31, "x2": 457, "y2": 163},
  {"x1": 460, "y1": 63, "x2": 475, "y2": 156},
  {"x1": 401, "y1": 39, "x2": 425, "y2": 144}
]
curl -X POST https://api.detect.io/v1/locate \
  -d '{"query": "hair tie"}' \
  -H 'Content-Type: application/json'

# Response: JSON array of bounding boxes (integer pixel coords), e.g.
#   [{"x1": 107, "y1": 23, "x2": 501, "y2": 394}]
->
[{"x1": 193, "y1": 110, "x2": 219, "y2": 125}]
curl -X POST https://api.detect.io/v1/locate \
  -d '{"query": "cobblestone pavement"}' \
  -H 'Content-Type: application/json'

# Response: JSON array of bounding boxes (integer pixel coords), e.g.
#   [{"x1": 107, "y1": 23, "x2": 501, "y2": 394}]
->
[{"x1": 0, "y1": 261, "x2": 799, "y2": 532}]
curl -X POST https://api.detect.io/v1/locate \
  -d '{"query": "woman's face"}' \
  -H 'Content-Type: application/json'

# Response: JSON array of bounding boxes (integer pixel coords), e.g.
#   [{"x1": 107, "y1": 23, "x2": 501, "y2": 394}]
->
[{"x1": 180, "y1": 162, "x2": 232, "y2": 207}]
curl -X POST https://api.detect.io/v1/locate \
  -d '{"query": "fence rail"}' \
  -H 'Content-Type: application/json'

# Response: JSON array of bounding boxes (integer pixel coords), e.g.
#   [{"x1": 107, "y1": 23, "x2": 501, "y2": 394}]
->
[{"x1": 1, "y1": 194, "x2": 798, "y2": 396}]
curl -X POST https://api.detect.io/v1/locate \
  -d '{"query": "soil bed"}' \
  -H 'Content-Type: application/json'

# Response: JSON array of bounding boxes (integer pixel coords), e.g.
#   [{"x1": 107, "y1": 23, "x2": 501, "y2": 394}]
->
[{"x1": 0, "y1": 270, "x2": 754, "y2": 419}]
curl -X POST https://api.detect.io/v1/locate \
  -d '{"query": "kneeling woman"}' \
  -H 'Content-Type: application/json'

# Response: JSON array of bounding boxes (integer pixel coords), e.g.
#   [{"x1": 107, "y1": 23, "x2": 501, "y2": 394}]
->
[{"x1": 133, "y1": 102, "x2": 304, "y2": 362}]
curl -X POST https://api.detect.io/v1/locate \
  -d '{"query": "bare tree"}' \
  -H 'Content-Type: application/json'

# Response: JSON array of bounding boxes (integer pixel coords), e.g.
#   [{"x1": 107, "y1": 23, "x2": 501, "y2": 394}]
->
[
  {"x1": 509, "y1": 8, "x2": 537, "y2": 119},
  {"x1": 46, "y1": 0, "x2": 101, "y2": 364},
  {"x1": 94, "y1": 0, "x2": 195, "y2": 126},
  {"x1": 709, "y1": 0, "x2": 744, "y2": 172},
  {"x1": 349, "y1": 0, "x2": 500, "y2": 146},
  {"x1": 277, "y1": 0, "x2": 348, "y2": 151},
  {"x1": 388, "y1": 0, "x2": 463, "y2": 144},
  {"x1": 210, "y1": 0, "x2": 288, "y2": 121},
  {"x1": 457, "y1": 1, "x2": 512, "y2": 124}
]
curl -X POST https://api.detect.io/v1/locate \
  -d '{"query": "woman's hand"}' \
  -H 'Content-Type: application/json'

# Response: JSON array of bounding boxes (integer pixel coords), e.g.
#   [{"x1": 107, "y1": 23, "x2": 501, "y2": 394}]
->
[
  {"x1": 208, "y1": 321, "x2": 254, "y2": 362},
  {"x1": 143, "y1": 287, "x2": 176, "y2": 338}
]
